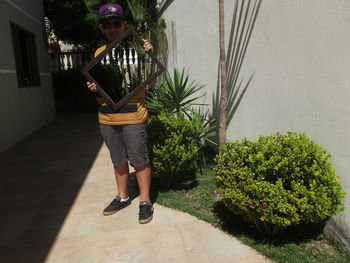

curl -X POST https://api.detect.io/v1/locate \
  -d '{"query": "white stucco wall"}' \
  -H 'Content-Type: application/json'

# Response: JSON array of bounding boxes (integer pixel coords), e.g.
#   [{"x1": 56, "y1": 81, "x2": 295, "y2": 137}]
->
[
  {"x1": 0, "y1": 0, "x2": 55, "y2": 152},
  {"x1": 161, "y1": 0, "x2": 350, "y2": 251}
]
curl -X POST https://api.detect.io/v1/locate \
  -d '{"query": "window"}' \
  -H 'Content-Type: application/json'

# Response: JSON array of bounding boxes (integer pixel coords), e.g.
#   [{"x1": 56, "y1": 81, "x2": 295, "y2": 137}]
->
[{"x1": 10, "y1": 22, "x2": 40, "y2": 87}]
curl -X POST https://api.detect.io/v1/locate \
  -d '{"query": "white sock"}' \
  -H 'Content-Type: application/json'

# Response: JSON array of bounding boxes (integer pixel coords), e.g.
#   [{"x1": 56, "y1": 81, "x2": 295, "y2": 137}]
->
[{"x1": 120, "y1": 196, "x2": 130, "y2": 202}]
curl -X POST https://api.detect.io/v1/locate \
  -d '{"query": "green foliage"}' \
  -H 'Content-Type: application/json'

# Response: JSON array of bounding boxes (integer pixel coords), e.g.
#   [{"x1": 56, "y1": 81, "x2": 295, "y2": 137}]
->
[
  {"x1": 148, "y1": 112, "x2": 199, "y2": 188},
  {"x1": 146, "y1": 68, "x2": 216, "y2": 174},
  {"x1": 215, "y1": 132, "x2": 345, "y2": 232},
  {"x1": 124, "y1": 0, "x2": 167, "y2": 58},
  {"x1": 188, "y1": 108, "x2": 216, "y2": 146},
  {"x1": 188, "y1": 108, "x2": 217, "y2": 173},
  {"x1": 146, "y1": 68, "x2": 205, "y2": 117},
  {"x1": 44, "y1": 0, "x2": 104, "y2": 50}
]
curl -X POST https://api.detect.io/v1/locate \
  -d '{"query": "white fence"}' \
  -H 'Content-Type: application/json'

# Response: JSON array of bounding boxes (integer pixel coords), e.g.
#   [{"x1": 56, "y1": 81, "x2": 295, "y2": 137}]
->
[
  {"x1": 49, "y1": 48, "x2": 141, "y2": 72},
  {"x1": 49, "y1": 52, "x2": 93, "y2": 71}
]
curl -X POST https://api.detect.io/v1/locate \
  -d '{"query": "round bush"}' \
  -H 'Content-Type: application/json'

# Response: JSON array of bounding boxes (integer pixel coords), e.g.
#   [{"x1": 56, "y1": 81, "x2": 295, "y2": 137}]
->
[
  {"x1": 214, "y1": 132, "x2": 345, "y2": 229},
  {"x1": 148, "y1": 112, "x2": 199, "y2": 188}
]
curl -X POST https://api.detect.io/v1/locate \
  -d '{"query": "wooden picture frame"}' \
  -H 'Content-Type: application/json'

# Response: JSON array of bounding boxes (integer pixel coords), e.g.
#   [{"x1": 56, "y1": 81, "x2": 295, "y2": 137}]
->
[{"x1": 81, "y1": 28, "x2": 165, "y2": 112}]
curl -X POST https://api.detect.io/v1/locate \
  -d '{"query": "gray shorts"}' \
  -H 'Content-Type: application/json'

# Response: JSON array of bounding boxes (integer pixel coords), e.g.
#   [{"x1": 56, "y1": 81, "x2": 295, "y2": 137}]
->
[{"x1": 99, "y1": 122, "x2": 149, "y2": 167}]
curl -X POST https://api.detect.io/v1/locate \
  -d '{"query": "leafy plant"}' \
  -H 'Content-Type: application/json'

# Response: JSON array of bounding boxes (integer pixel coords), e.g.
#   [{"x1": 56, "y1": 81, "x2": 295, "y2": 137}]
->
[
  {"x1": 148, "y1": 112, "x2": 199, "y2": 188},
  {"x1": 215, "y1": 132, "x2": 345, "y2": 235},
  {"x1": 124, "y1": 0, "x2": 167, "y2": 53},
  {"x1": 147, "y1": 68, "x2": 217, "y2": 173},
  {"x1": 146, "y1": 68, "x2": 205, "y2": 117},
  {"x1": 122, "y1": 0, "x2": 167, "y2": 79},
  {"x1": 44, "y1": 0, "x2": 103, "y2": 51},
  {"x1": 188, "y1": 108, "x2": 217, "y2": 173}
]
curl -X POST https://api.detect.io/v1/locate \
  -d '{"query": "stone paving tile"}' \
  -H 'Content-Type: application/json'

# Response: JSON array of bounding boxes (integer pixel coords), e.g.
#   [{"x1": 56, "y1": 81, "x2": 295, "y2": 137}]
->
[
  {"x1": 174, "y1": 219, "x2": 269, "y2": 263},
  {"x1": 46, "y1": 199, "x2": 271, "y2": 263}
]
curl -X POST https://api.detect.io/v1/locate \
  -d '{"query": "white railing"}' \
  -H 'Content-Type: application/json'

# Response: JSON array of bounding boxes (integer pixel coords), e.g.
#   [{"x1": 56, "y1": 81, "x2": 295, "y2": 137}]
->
[
  {"x1": 49, "y1": 48, "x2": 140, "y2": 72},
  {"x1": 101, "y1": 48, "x2": 139, "y2": 66},
  {"x1": 49, "y1": 52, "x2": 93, "y2": 72},
  {"x1": 156, "y1": 0, "x2": 165, "y2": 8}
]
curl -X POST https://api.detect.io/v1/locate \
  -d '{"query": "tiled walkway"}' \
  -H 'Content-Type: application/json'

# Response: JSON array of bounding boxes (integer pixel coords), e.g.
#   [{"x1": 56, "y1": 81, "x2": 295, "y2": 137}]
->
[{"x1": 0, "y1": 113, "x2": 270, "y2": 263}]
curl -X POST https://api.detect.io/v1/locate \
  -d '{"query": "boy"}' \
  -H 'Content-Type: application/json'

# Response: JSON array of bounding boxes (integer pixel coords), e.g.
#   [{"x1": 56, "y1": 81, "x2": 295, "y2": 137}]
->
[{"x1": 86, "y1": 3, "x2": 154, "y2": 224}]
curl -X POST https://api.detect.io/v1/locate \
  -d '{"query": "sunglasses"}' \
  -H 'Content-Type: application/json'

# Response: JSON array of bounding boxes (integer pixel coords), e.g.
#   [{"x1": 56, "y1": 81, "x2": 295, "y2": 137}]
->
[{"x1": 102, "y1": 20, "x2": 123, "y2": 29}]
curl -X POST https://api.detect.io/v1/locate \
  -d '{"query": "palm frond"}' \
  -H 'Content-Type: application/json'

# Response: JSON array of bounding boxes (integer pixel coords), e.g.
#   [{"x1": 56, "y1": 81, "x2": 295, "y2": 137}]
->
[{"x1": 146, "y1": 68, "x2": 206, "y2": 116}]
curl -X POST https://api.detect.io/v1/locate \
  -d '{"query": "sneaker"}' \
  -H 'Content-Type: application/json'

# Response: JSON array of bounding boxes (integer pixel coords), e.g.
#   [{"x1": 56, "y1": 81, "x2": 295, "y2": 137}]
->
[
  {"x1": 138, "y1": 201, "x2": 154, "y2": 224},
  {"x1": 103, "y1": 196, "x2": 131, "y2": 216}
]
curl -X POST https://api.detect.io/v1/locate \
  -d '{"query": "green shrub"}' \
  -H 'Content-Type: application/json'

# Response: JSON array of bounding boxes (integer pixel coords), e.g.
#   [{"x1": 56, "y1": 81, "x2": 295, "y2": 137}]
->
[
  {"x1": 215, "y1": 132, "x2": 345, "y2": 233},
  {"x1": 188, "y1": 108, "x2": 217, "y2": 173},
  {"x1": 146, "y1": 68, "x2": 205, "y2": 117},
  {"x1": 148, "y1": 112, "x2": 199, "y2": 188}
]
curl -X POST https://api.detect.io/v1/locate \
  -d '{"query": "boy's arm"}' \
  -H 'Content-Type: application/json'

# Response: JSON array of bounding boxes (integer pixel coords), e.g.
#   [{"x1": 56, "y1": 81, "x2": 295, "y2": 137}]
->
[{"x1": 142, "y1": 39, "x2": 157, "y2": 87}]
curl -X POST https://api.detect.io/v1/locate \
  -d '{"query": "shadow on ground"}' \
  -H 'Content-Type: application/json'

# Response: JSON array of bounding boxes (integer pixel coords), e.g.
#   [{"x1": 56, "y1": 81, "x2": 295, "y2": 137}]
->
[
  {"x1": 0, "y1": 113, "x2": 103, "y2": 263},
  {"x1": 213, "y1": 201, "x2": 326, "y2": 246}
]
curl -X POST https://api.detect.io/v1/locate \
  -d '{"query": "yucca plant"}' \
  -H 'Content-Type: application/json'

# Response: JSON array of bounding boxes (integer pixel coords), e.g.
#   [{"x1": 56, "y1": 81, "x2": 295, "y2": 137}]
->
[
  {"x1": 146, "y1": 68, "x2": 206, "y2": 117},
  {"x1": 188, "y1": 108, "x2": 217, "y2": 173}
]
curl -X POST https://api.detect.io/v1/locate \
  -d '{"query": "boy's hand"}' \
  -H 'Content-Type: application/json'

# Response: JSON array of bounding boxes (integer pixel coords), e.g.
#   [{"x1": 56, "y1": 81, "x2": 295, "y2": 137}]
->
[
  {"x1": 149, "y1": 78, "x2": 157, "y2": 86},
  {"x1": 142, "y1": 39, "x2": 153, "y2": 52},
  {"x1": 142, "y1": 39, "x2": 156, "y2": 86},
  {"x1": 87, "y1": 81, "x2": 97, "y2": 92}
]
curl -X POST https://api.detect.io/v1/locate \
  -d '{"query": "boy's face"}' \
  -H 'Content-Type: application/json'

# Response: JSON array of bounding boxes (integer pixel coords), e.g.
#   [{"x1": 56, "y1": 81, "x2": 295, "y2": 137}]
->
[{"x1": 99, "y1": 19, "x2": 127, "y2": 42}]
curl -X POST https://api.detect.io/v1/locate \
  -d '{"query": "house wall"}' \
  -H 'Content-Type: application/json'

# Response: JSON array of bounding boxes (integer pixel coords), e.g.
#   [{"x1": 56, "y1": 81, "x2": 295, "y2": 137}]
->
[
  {"x1": 161, "y1": 0, "x2": 350, "y2": 251},
  {"x1": 0, "y1": 0, "x2": 55, "y2": 152}
]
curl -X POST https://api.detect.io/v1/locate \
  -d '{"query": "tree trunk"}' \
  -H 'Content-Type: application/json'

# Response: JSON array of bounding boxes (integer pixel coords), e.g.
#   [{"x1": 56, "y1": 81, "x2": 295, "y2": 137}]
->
[{"x1": 218, "y1": 0, "x2": 228, "y2": 148}]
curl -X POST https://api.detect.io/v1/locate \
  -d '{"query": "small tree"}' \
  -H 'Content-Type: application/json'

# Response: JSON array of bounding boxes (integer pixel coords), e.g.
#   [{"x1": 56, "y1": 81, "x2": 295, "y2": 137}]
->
[
  {"x1": 216, "y1": 0, "x2": 261, "y2": 148},
  {"x1": 218, "y1": 0, "x2": 228, "y2": 148}
]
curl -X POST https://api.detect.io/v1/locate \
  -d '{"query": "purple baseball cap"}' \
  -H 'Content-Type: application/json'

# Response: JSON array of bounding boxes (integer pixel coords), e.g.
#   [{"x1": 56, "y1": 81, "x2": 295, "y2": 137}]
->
[{"x1": 98, "y1": 3, "x2": 124, "y2": 22}]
